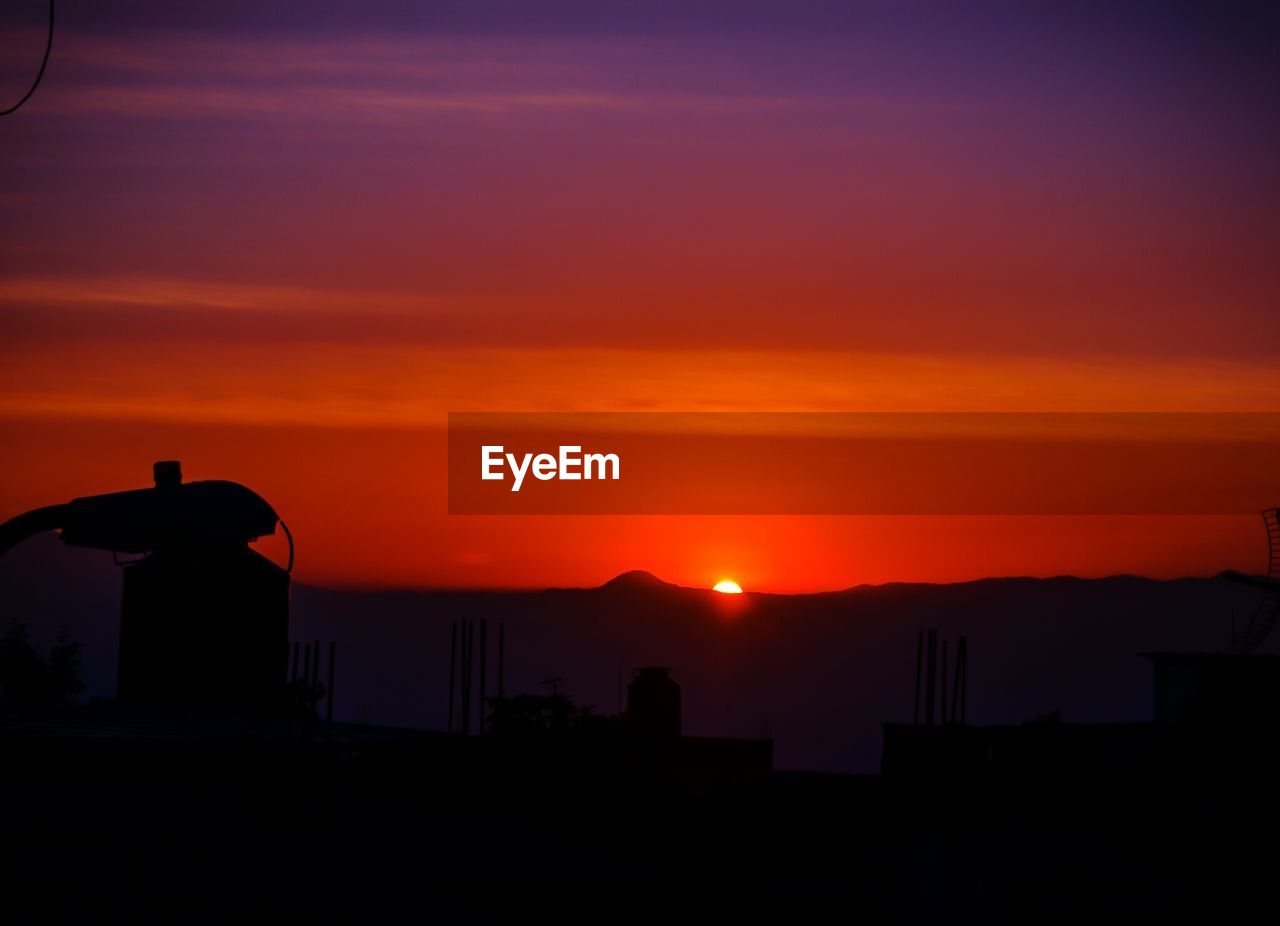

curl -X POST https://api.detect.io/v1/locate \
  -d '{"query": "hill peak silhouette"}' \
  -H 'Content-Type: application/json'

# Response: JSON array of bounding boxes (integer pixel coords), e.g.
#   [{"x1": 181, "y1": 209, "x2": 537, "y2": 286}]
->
[{"x1": 599, "y1": 569, "x2": 676, "y2": 590}]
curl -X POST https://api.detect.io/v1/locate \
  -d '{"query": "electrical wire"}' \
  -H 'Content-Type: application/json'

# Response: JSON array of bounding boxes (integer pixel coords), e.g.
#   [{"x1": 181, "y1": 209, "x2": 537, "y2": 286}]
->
[{"x1": 2, "y1": 0, "x2": 54, "y2": 116}]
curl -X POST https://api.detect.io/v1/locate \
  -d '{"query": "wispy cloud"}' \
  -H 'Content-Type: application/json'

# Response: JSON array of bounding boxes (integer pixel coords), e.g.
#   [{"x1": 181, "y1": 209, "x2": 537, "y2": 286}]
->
[
  {"x1": 0, "y1": 275, "x2": 445, "y2": 314},
  {"x1": 19, "y1": 31, "x2": 979, "y2": 125},
  {"x1": 2, "y1": 333, "x2": 1278, "y2": 429}
]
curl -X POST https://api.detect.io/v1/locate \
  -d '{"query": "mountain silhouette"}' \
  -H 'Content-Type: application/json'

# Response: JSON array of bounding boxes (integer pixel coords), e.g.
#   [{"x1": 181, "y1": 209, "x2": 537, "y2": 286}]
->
[
  {"x1": 0, "y1": 538, "x2": 1267, "y2": 770},
  {"x1": 597, "y1": 569, "x2": 676, "y2": 590}
]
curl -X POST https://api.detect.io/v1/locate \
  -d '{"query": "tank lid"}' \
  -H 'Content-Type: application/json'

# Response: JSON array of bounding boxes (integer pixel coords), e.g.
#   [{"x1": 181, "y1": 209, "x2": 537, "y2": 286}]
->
[{"x1": 153, "y1": 460, "x2": 183, "y2": 487}]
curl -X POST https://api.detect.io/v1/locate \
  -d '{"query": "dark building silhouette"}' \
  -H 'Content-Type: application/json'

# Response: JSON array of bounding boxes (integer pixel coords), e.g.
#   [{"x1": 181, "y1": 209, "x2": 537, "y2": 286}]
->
[
  {"x1": 627, "y1": 666, "x2": 681, "y2": 738},
  {"x1": 1144, "y1": 651, "x2": 1280, "y2": 734},
  {"x1": 883, "y1": 649, "x2": 1280, "y2": 779}
]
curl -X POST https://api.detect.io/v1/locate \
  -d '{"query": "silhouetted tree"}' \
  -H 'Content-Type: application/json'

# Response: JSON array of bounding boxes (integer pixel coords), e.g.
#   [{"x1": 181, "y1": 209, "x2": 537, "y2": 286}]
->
[{"x1": 0, "y1": 622, "x2": 85, "y2": 708}]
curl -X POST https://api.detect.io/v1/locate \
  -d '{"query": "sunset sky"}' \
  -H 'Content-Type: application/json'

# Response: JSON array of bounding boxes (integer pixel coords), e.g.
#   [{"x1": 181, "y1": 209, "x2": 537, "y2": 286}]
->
[{"x1": 2, "y1": 1, "x2": 1278, "y2": 590}]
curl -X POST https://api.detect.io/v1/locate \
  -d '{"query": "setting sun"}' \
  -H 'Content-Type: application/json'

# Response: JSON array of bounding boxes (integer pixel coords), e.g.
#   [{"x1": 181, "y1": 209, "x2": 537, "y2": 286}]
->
[{"x1": 712, "y1": 579, "x2": 743, "y2": 594}]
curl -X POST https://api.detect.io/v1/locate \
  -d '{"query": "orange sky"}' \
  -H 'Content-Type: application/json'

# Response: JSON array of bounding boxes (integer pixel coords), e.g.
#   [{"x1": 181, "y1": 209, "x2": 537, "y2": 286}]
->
[{"x1": 2, "y1": 3, "x2": 1278, "y2": 590}]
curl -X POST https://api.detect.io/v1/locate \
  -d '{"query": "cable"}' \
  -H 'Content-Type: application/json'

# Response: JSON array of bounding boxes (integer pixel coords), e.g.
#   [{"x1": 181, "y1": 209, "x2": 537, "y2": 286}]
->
[
  {"x1": 279, "y1": 519, "x2": 295, "y2": 574},
  {"x1": 2, "y1": 0, "x2": 54, "y2": 116}
]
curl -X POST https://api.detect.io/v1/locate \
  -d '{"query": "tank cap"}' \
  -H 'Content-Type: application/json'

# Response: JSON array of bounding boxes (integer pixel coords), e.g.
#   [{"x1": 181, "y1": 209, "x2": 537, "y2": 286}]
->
[{"x1": 153, "y1": 460, "x2": 183, "y2": 487}]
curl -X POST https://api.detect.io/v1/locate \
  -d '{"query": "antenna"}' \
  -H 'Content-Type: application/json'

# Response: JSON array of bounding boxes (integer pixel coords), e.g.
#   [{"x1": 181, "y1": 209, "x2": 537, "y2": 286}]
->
[
  {"x1": 913, "y1": 629, "x2": 923, "y2": 725},
  {"x1": 950, "y1": 636, "x2": 966, "y2": 724},
  {"x1": 479, "y1": 619, "x2": 487, "y2": 735},
  {"x1": 497, "y1": 622, "x2": 505, "y2": 698},
  {"x1": 326, "y1": 641, "x2": 336, "y2": 739},
  {"x1": 448, "y1": 621, "x2": 457, "y2": 733},
  {"x1": 940, "y1": 639, "x2": 948, "y2": 723},
  {"x1": 924, "y1": 629, "x2": 937, "y2": 725}
]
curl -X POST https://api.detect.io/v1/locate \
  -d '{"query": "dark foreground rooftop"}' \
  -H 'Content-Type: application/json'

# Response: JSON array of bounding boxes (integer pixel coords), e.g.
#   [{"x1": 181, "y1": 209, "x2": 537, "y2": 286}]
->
[{"x1": 3, "y1": 698, "x2": 1276, "y2": 923}]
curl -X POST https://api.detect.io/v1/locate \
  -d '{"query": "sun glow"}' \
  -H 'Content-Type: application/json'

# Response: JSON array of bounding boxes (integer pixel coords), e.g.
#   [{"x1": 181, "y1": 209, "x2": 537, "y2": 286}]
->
[{"x1": 712, "y1": 579, "x2": 743, "y2": 594}]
